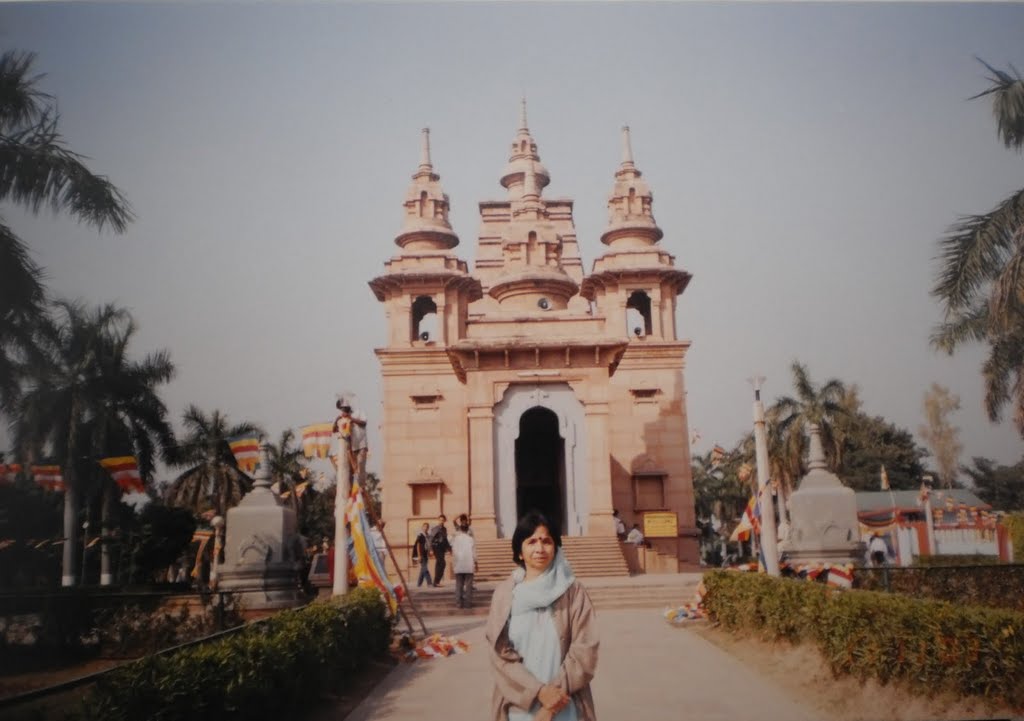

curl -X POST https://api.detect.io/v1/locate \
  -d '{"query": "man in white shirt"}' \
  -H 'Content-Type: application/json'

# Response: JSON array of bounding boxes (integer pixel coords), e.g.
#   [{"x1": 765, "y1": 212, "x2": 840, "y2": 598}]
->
[
  {"x1": 450, "y1": 519, "x2": 477, "y2": 609},
  {"x1": 613, "y1": 509, "x2": 627, "y2": 540},
  {"x1": 868, "y1": 533, "x2": 889, "y2": 567},
  {"x1": 333, "y1": 400, "x2": 368, "y2": 482},
  {"x1": 626, "y1": 523, "x2": 645, "y2": 546}
]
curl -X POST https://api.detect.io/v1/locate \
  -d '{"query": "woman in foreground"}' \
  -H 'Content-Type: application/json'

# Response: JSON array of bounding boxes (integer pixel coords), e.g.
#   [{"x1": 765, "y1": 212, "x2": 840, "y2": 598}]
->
[{"x1": 485, "y1": 511, "x2": 599, "y2": 721}]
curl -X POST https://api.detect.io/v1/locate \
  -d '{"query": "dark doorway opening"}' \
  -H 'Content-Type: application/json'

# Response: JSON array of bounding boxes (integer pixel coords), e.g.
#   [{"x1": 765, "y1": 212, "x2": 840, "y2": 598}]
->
[{"x1": 515, "y1": 407, "x2": 565, "y2": 531}]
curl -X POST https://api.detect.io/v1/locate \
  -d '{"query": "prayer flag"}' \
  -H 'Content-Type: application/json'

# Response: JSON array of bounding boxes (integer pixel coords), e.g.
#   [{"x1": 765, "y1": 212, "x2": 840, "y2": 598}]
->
[
  {"x1": 301, "y1": 423, "x2": 334, "y2": 459},
  {"x1": 99, "y1": 456, "x2": 145, "y2": 494},
  {"x1": 729, "y1": 493, "x2": 761, "y2": 542},
  {"x1": 826, "y1": 565, "x2": 853, "y2": 589},
  {"x1": 228, "y1": 436, "x2": 260, "y2": 473},
  {"x1": 345, "y1": 480, "x2": 401, "y2": 614},
  {"x1": 31, "y1": 465, "x2": 65, "y2": 492},
  {"x1": 711, "y1": 444, "x2": 726, "y2": 465},
  {"x1": 0, "y1": 463, "x2": 21, "y2": 484}
]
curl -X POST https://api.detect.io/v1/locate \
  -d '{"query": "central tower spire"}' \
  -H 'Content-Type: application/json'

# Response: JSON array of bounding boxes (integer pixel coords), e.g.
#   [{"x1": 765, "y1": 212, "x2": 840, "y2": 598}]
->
[{"x1": 500, "y1": 98, "x2": 550, "y2": 199}]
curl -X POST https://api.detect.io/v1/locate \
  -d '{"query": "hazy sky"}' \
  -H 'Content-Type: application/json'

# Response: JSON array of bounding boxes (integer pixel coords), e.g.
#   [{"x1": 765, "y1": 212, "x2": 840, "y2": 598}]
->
[{"x1": 2, "y1": 2, "x2": 1023, "y2": 480}]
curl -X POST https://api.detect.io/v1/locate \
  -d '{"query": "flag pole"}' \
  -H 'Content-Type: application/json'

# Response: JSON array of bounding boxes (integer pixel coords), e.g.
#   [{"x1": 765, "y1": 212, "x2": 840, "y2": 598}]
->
[
  {"x1": 332, "y1": 430, "x2": 351, "y2": 597},
  {"x1": 750, "y1": 376, "x2": 780, "y2": 576}
]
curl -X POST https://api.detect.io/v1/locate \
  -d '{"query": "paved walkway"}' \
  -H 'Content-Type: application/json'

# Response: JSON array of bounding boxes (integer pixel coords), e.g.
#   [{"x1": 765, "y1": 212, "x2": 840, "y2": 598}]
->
[{"x1": 339, "y1": 608, "x2": 817, "y2": 721}]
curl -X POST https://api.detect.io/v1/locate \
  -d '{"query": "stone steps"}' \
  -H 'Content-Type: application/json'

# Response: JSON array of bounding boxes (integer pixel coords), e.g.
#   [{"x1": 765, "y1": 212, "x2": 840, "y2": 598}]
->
[
  {"x1": 405, "y1": 578, "x2": 701, "y2": 618},
  {"x1": 471, "y1": 537, "x2": 631, "y2": 581}
]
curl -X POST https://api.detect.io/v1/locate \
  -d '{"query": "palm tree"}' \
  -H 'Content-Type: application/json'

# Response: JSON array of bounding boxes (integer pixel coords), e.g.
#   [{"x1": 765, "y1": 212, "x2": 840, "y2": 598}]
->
[
  {"x1": 84, "y1": 317, "x2": 175, "y2": 583},
  {"x1": 166, "y1": 406, "x2": 262, "y2": 517},
  {"x1": 265, "y1": 428, "x2": 305, "y2": 515},
  {"x1": 0, "y1": 51, "x2": 131, "y2": 412},
  {"x1": 932, "y1": 59, "x2": 1024, "y2": 436},
  {"x1": 13, "y1": 301, "x2": 171, "y2": 586},
  {"x1": 771, "y1": 361, "x2": 847, "y2": 475}
]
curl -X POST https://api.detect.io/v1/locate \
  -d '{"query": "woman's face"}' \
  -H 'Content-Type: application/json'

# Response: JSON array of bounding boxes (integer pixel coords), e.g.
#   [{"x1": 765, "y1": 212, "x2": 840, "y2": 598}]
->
[{"x1": 521, "y1": 525, "x2": 556, "y2": 576}]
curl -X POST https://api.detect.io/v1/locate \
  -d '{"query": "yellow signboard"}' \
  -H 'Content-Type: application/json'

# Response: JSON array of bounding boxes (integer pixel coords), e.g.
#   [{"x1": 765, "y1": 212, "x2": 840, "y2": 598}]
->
[{"x1": 644, "y1": 511, "x2": 678, "y2": 538}]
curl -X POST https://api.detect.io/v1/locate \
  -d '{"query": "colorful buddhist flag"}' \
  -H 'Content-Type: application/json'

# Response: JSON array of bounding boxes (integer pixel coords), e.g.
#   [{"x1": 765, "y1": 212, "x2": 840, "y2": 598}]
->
[
  {"x1": 879, "y1": 464, "x2": 890, "y2": 491},
  {"x1": 345, "y1": 481, "x2": 402, "y2": 614},
  {"x1": 301, "y1": 423, "x2": 334, "y2": 459},
  {"x1": 99, "y1": 456, "x2": 145, "y2": 494},
  {"x1": 711, "y1": 444, "x2": 726, "y2": 465},
  {"x1": 228, "y1": 436, "x2": 260, "y2": 473},
  {"x1": 31, "y1": 465, "x2": 65, "y2": 492},
  {"x1": 826, "y1": 565, "x2": 854, "y2": 589},
  {"x1": 729, "y1": 492, "x2": 762, "y2": 542},
  {"x1": 0, "y1": 463, "x2": 20, "y2": 485}
]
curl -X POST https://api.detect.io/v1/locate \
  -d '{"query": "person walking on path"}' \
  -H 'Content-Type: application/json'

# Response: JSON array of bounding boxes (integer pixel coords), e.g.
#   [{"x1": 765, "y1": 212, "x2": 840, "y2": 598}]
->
[
  {"x1": 485, "y1": 510, "x2": 599, "y2": 721},
  {"x1": 412, "y1": 522, "x2": 432, "y2": 587},
  {"x1": 429, "y1": 514, "x2": 451, "y2": 587},
  {"x1": 451, "y1": 518, "x2": 477, "y2": 609}
]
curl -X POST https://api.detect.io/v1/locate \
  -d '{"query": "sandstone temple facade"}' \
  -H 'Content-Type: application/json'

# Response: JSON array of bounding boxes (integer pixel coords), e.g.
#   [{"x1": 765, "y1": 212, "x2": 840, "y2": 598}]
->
[{"x1": 369, "y1": 105, "x2": 699, "y2": 566}]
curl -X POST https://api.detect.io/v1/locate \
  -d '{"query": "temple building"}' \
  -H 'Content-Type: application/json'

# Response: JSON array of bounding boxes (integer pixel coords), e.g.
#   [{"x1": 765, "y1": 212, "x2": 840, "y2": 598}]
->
[{"x1": 369, "y1": 104, "x2": 699, "y2": 568}]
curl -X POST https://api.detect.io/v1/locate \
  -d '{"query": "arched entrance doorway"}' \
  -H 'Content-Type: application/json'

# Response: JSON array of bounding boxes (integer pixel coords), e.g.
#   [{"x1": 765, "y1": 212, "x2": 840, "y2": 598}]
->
[
  {"x1": 515, "y1": 407, "x2": 565, "y2": 529},
  {"x1": 493, "y1": 383, "x2": 588, "y2": 538}
]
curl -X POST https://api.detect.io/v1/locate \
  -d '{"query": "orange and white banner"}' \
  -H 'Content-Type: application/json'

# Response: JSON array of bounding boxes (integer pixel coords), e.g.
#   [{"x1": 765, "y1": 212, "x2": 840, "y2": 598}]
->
[
  {"x1": 0, "y1": 463, "x2": 22, "y2": 485},
  {"x1": 228, "y1": 437, "x2": 260, "y2": 473},
  {"x1": 301, "y1": 423, "x2": 334, "y2": 459},
  {"x1": 31, "y1": 465, "x2": 65, "y2": 492},
  {"x1": 99, "y1": 456, "x2": 145, "y2": 494}
]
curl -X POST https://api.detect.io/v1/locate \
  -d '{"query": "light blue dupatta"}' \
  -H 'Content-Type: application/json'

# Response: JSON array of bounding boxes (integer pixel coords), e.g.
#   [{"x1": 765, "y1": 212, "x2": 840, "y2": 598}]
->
[{"x1": 507, "y1": 549, "x2": 579, "y2": 721}]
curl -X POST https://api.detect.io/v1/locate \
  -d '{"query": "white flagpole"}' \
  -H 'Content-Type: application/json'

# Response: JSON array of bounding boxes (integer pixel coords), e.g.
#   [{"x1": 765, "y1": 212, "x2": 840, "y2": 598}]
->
[
  {"x1": 751, "y1": 376, "x2": 780, "y2": 576},
  {"x1": 332, "y1": 430, "x2": 351, "y2": 597}
]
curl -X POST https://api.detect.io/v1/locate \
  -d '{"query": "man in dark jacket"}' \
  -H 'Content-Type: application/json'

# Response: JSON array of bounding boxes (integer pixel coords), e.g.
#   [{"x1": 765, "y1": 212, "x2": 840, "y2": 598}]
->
[
  {"x1": 428, "y1": 514, "x2": 450, "y2": 587},
  {"x1": 412, "y1": 522, "x2": 431, "y2": 587}
]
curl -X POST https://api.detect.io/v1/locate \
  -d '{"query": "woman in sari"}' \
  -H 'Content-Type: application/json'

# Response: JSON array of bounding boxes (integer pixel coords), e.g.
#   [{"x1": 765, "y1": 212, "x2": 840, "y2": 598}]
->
[{"x1": 485, "y1": 511, "x2": 599, "y2": 721}]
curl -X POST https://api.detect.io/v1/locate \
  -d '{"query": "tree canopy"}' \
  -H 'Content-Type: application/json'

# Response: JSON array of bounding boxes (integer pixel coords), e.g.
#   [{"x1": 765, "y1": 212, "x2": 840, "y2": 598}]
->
[
  {"x1": 962, "y1": 455, "x2": 1024, "y2": 511},
  {"x1": 0, "y1": 50, "x2": 132, "y2": 413},
  {"x1": 932, "y1": 59, "x2": 1024, "y2": 437}
]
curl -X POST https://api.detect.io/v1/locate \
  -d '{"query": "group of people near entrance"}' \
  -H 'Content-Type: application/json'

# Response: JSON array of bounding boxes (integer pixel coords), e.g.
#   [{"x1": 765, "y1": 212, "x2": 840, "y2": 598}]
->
[{"x1": 412, "y1": 513, "x2": 478, "y2": 609}]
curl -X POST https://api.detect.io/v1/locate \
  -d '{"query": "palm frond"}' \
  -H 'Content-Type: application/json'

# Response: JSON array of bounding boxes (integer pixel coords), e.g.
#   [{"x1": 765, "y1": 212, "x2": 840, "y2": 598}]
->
[
  {"x1": 0, "y1": 51, "x2": 49, "y2": 133},
  {"x1": 0, "y1": 51, "x2": 133, "y2": 233},
  {"x1": 972, "y1": 58, "x2": 1024, "y2": 150},
  {"x1": 933, "y1": 187, "x2": 1024, "y2": 312},
  {"x1": 931, "y1": 302, "x2": 990, "y2": 353}
]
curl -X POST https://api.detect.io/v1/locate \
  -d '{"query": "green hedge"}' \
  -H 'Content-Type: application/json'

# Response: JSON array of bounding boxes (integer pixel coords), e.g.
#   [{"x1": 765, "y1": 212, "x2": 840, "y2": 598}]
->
[
  {"x1": 855, "y1": 564, "x2": 1024, "y2": 612},
  {"x1": 83, "y1": 588, "x2": 391, "y2": 721},
  {"x1": 703, "y1": 571, "x2": 1024, "y2": 710},
  {"x1": 910, "y1": 554, "x2": 1006, "y2": 566},
  {"x1": 1006, "y1": 513, "x2": 1024, "y2": 563}
]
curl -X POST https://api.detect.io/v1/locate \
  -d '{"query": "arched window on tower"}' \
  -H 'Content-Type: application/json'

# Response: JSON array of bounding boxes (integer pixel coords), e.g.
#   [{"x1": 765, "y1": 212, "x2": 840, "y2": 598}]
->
[
  {"x1": 419, "y1": 190, "x2": 428, "y2": 218},
  {"x1": 412, "y1": 295, "x2": 438, "y2": 343},
  {"x1": 626, "y1": 290, "x2": 652, "y2": 338}
]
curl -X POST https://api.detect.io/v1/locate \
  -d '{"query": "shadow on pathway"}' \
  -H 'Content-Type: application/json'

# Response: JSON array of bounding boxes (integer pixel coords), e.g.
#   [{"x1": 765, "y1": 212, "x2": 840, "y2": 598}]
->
[{"x1": 332, "y1": 610, "x2": 817, "y2": 721}]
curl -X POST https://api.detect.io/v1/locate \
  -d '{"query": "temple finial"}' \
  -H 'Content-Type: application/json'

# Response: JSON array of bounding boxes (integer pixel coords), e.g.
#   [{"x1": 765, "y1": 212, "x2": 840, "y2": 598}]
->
[
  {"x1": 519, "y1": 97, "x2": 529, "y2": 132},
  {"x1": 621, "y1": 125, "x2": 635, "y2": 168},
  {"x1": 418, "y1": 127, "x2": 432, "y2": 172}
]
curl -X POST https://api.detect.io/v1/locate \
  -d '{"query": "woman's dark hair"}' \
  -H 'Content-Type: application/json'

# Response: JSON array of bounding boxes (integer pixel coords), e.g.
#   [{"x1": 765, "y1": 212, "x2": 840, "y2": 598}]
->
[{"x1": 511, "y1": 510, "x2": 562, "y2": 567}]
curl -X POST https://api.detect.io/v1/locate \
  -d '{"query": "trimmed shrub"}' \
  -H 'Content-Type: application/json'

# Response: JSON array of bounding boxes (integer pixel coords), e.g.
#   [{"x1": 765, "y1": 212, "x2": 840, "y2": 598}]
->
[
  {"x1": 1006, "y1": 513, "x2": 1024, "y2": 562},
  {"x1": 703, "y1": 571, "x2": 1024, "y2": 710},
  {"x1": 84, "y1": 588, "x2": 390, "y2": 721},
  {"x1": 855, "y1": 564, "x2": 1024, "y2": 611},
  {"x1": 911, "y1": 554, "x2": 1006, "y2": 566}
]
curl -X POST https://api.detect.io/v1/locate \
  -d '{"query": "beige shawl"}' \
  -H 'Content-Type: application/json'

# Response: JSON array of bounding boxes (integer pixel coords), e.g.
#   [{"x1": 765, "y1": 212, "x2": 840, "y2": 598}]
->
[{"x1": 485, "y1": 575, "x2": 599, "y2": 721}]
